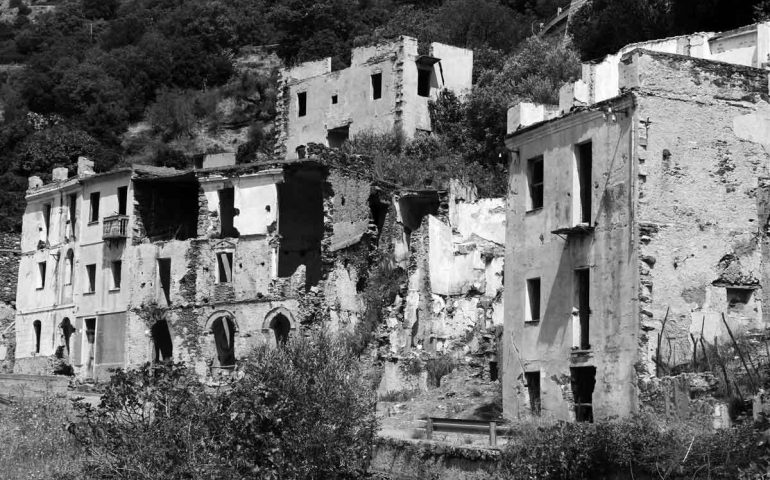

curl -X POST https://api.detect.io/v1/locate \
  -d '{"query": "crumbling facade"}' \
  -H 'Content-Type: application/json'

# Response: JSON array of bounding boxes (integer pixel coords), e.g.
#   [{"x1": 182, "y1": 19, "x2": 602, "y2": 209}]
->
[
  {"x1": 504, "y1": 46, "x2": 770, "y2": 422},
  {"x1": 14, "y1": 154, "x2": 387, "y2": 379},
  {"x1": 274, "y1": 37, "x2": 473, "y2": 159}
]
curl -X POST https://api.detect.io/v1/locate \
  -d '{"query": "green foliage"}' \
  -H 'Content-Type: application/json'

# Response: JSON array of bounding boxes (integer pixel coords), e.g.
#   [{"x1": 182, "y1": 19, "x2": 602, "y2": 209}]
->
[
  {"x1": 500, "y1": 415, "x2": 770, "y2": 480},
  {"x1": 14, "y1": 124, "x2": 102, "y2": 176},
  {"x1": 379, "y1": 389, "x2": 421, "y2": 402},
  {"x1": 425, "y1": 354, "x2": 456, "y2": 387},
  {"x1": 0, "y1": 397, "x2": 85, "y2": 480},
  {"x1": 71, "y1": 334, "x2": 378, "y2": 479},
  {"x1": 400, "y1": 355, "x2": 425, "y2": 376},
  {"x1": 146, "y1": 88, "x2": 196, "y2": 141}
]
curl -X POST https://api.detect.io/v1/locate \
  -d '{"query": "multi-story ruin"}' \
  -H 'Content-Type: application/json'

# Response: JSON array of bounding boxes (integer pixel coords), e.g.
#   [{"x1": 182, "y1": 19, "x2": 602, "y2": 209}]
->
[
  {"x1": 503, "y1": 27, "x2": 770, "y2": 422},
  {"x1": 274, "y1": 36, "x2": 473, "y2": 159}
]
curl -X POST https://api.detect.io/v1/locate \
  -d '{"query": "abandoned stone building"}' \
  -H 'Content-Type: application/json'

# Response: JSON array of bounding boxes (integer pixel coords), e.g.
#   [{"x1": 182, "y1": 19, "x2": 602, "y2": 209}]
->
[
  {"x1": 503, "y1": 41, "x2": 770, "y2": 423},
  {"x1": 274, "y1": 36, "x2": 473, "y2": 159}
]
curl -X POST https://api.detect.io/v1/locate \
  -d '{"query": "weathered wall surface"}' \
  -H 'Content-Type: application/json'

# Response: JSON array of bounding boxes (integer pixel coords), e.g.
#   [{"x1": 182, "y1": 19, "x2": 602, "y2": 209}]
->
[
  {"x1": 370, "y1": 438, "x2": 500, "y2": 480},
  {"x1": 629, "y1": 50, "x2": 770, "y2": 375},
  {"x1": 504, "y1": 98, "x2": 639, "y2": 422},
  {"x1": 0, "y1": 233, "x2": 20, "y2": 304}
]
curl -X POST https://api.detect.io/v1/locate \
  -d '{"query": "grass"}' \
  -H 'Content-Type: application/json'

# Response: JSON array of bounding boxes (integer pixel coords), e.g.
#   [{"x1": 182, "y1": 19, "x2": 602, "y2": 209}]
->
[{"x1": 0, "y1": 396, "x2": 84, "y2": 480}]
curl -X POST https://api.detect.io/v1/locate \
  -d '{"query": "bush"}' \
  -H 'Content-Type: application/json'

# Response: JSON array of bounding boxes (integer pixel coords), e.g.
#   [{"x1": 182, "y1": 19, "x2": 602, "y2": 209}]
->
[
  {"x1": 71, "y1": 333, "x2": 378, "y2": 479},
  {"x1": 425, "y1": 354, "x2": 456, "y2": 387}
]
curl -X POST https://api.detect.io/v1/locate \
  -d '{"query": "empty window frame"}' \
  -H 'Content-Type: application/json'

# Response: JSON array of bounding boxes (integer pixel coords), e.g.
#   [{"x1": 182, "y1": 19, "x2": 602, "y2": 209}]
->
[
  {"x1": 36, "y1": 261, "x2": 46, "y2": 289},
  {"x1": 211, "y1": 315, "x2": 236, "y2": 367},
  {"x1": 574, "y1": 268, "x2": 590, "y2": 350},
  {"x1": 33, "y1": 320, "x2": 41, "y2": 354},
  {"x1": 117, "y1": 186, "x2": 128, "y2": 216},
  {"x1": 417, "y1": 67, "x2": 431, "y2": 97},
  {"x1": 218, "y1": 188, "x2": 238, "y2": 238},
  {"x1": 110, "y1": 260, "x2": 122, "y2": 290},
  {"x1": 571, "y1": 366, "x2": 596, "y2": 422},
  {"x1": 64, "y1": 250, "x2": 74, "y2": 285},
  {"x1": 68, "y1": 193, "x2": 77, "y2": 239},
  {"x1": 158, "y1": 258, "x2": 171, "y2": 305},
  {"x1": 371, "y1": 72, "x2": 382, "y2": 100},
  {"x1": 151, "y1": 320, "x2": 173, "y2": 362},
  {"x1": 727, "y1": 287, "x2": 753, "y2": 313},
  {"x1": 524, "y1": 371, "x2": 541, "y2": 416},
  {"x1": 85, "y1": 264, "x2": 96, "y2": 293},
  {"x1": 43, "y1": 203, "x2": 52, "y2": 239},
  {"x1": 525, "y1": 277, "x2": 541, "y2": 322},
  {"x1": 527, "y1": 156, "x2": 544, "y2": 211},
  {"x1": 575, "y1": 142, "x2": 592, "y2": 224},
  {"x1": 331, "y1": 94, "x2": 338, "y2": 105},
  {"x1": 89, "y1": 192, "x2": 100, "y2": 223},
  {"x1": 297, "y1": 91, "x2": 307, "y2": 117},
  {"x1": 217, "y1": 252, "x2": 233, "y2": 283}
]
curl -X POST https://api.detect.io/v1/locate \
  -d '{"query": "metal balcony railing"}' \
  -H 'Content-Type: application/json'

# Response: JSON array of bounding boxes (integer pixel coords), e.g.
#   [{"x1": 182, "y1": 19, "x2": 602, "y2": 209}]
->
[{"x1": 103, "y1": 214, "x2": 129, "y2": 240}]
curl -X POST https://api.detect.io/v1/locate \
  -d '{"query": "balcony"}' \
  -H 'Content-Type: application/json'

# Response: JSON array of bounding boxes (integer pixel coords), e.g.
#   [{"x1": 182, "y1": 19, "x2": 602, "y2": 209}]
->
[{"x1": 103, "y1": 215, "x2": 129, "y2": 240}]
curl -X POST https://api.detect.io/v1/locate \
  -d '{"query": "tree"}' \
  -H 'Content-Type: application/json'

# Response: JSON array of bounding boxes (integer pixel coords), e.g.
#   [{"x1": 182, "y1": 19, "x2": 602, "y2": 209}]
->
[
  {"x1": 83, "y1": 0, "x2": 119, "y2": 20},
  {"x1": 14, "y1": 125, "x2": 100, "y2": 176}
]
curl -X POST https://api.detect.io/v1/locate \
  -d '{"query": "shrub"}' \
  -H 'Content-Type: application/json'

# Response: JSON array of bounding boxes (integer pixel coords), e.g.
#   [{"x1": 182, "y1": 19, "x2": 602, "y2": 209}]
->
[
  {"x1": 71, "y1": 333, "x2": 378, "y2": 479},
  {"x1": 425, "y1": 354, "x2": 456, "y2": 387}
]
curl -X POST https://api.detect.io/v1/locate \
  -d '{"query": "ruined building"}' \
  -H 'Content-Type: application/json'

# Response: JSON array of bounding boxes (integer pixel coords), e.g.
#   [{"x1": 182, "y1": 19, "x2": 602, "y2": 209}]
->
[
  {"x1": 503, "y1": 29, "x2": 770, "y2": 422},
  {"x1": 274, "y1": 36, "x2": 473, "y2": 159}
]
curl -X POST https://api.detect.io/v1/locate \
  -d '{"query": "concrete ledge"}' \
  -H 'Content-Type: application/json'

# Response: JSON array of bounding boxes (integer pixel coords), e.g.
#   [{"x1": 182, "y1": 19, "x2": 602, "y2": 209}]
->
[{"x1": 0, "y1": 373, "x2": 70, "y2": 398}]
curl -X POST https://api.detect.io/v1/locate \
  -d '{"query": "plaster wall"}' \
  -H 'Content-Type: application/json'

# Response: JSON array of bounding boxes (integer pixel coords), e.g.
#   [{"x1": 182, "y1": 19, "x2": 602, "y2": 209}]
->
[
  {"x1": 503, "y1": 104, "x2": 638, "y2": 422},
  {"x1": 629, "y1": 52, "x2": 770, "y2": 372}
]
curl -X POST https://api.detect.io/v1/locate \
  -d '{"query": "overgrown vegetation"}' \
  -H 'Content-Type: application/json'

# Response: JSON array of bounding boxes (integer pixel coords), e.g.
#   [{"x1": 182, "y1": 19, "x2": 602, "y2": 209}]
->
[
  {"x1": 425, "y1": 354, "x2": 456, "y2": 387},
  {"x1": 499, "y1": 415, "x2": 770, "y2": 480},
  {"x1": 70, "y1": 334, "x2": 378, "y2": 479}
]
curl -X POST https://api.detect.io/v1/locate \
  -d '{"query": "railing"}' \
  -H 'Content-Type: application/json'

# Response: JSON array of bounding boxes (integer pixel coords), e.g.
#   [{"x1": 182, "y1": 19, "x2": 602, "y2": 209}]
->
[
  {"x1": 425, "y1": 417, "x2": 509, "y2": 447},
  {"x1": 103, "y1": 214, "x2": 129, "y2": 240}
]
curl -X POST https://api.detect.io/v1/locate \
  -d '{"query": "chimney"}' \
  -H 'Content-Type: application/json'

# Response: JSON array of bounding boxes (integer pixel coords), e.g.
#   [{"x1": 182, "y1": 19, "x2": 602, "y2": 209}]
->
[
  {"x1": 28, "y1": 176, "x2": 43, "y2": 190},
  {"x1": 77, "y1": 156, "x2": 95, "y2": 177},
  {"x1": 52, "y1": 167, "x2": 69, "y2": 182}
]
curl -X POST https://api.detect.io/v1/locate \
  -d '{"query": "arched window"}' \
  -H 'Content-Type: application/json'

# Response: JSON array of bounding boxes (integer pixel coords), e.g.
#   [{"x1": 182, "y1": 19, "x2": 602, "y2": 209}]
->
[
  {"x1": 211, "y1": 316, "x2": 236, "y2": 368},
  {"x1": 151, "y1": 320, "x2": 173, "y2": 363},
  {"x1": 60, "y1": 318, "x2": 74, "y2": 357},
  {"x1": 64, "y1": 250, "x2": 74, "y2": 285},
  {"x1": 270, "y1": 314, "x2": 291, "y2": 346},
  {"x1": 33, "y1": 320, "x2": 41, "y2": 354}
]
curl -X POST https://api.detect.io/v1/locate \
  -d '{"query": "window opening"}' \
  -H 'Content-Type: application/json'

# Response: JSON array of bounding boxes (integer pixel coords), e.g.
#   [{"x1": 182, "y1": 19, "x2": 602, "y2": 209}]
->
[
  {"x1": 417, "y1": 67, "x2": 431, "y2": 97},
  {"x1": 331, "y1": 94, "x2": 338, "y2": 104},
  {"x1": 526, "y1": 278, "x2": 541, "y2": 322},
  {"x1": 297, "y1": 91, "x2": 307, "y2": 117},
  {"x1": 84, "y1": 317, "x2": 96, "y2": 378},
  {"x1": 64, "y1": 250, "x2": 74, "y2": 285},
  {"x1": 727, "y1": 287, "x2": 753, "y2": 313},
  {"x1": 217, "y1": 252, "x2": 233, "y2": 283},
  {"x1": 211, "y1": 316, "x2": 236, "y2": 368},
  {"x1": 68, "y1": 193, "x2": 77, "y2": 239},
  {"x1": 37, "y1": 261, "x2": 46, "y2": 289},
  {"x1": 117, "y1": 186, "x2": 128, "y2": 215},
  {"x1": 575, "y1": 268, "x2": 590, "y2": 350},
  {"x1": 133, "y1": 178, "x2": 198, "y2": 241},
  {"x1": 86, "y1": 264, "x2": 96, "y2": 293},
  {"x1": 89, "y1": 192, "x2": 100, "y2": 223},
  {"x1": 371, "y1": 72, "x2": 382, "y2": 100},
  {"x1": 43, "y1": 203, "x2": 51, "y2": 239},
  {"x1": 33, "y1": 320, "x2": 41, "y2": 354},
  {"x1": 60, "y1": 317, "x2": 74, "y2": 357},
  {"x1": 296, "y1": 145, "x2": 307, "y2": 159},
  {"x1": 158, "y1": 258, "x2": 171, "y2": 305},
  {"x1": 489, "y1": 361, "x2": 499, "y2": 381},
  {"x1": 151, "y1": 320, "x2": 173, "y2": 362},
  {"x1": 527, "y1": 156, "x2": 544, "y2": 210},
  {"x1": 576, "y1": 142, "x2": 592, "y2": 224},
  {"x1": 270, "y1": 314, "x2": 291, "y2": 346},
  {"x1": 571, "y1": 366, "x2": 596, "y2": 422},
  {"x1": 218, "y1": 188, "x2": 239, "y2": 238},
  {"x1": 525, "y1": 371, "x2": 541, "y2": 416},
  {"x1": 111, "y1": 260, "x2": 122, "y2": 290},
  {"x1": 327, "y1": 125, "x2": 349, "y2": 149}
]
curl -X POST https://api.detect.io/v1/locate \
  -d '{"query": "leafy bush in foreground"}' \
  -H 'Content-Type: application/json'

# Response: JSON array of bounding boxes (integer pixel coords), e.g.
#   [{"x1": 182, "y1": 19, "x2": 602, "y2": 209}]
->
[{"x1": 71, "y1": 334, "x2": 378, "y2": 480}]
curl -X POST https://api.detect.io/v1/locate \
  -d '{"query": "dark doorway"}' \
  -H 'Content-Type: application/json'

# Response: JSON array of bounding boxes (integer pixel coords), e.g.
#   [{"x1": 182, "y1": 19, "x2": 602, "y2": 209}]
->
[
  {"x1": 211, "y1": 316, "x2": 236, "y2": 368},
  {"x1": 576, "y1": 142, "x2": 592, "y2": 224},
  {"x1": 33, "y1": 320, "x2": 41, "y2": 354},
  {"x1": 60, "y1": 318, "x2": 74, "y2": 357},
  {"x1": 84, "y1": 317, "x2": 96, "y2": 378},
  {"x1": 489, "y1": 361, "x2": 499, "y2": 381},
  {"x1": 571, "y1": 366, "x2": 596, "y2": 422},
  {"x1": 417, "y1": 67, "x2": 432, "y2": 97},
  {"x1": 525, "y1": 371, "x2": 541, "y2": 416},
  {"x1": 270, "y1": 314, "x2": 291, "y2": 346},
  {"x1": 117, "y1": 186, "x2": 128, "y2": 215},
  {"x1": 327, "y1": 126, "x2": 349, "y2": 149},
  {"x1": 151, "y1": 320, "x2": 173, "y2": 362}
]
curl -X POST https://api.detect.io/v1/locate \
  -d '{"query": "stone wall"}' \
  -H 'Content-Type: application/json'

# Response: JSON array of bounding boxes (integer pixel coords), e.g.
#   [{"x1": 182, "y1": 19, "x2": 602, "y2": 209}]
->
[{"x1": 0, "y1": 232, "x2": 20, "y2": 304}]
